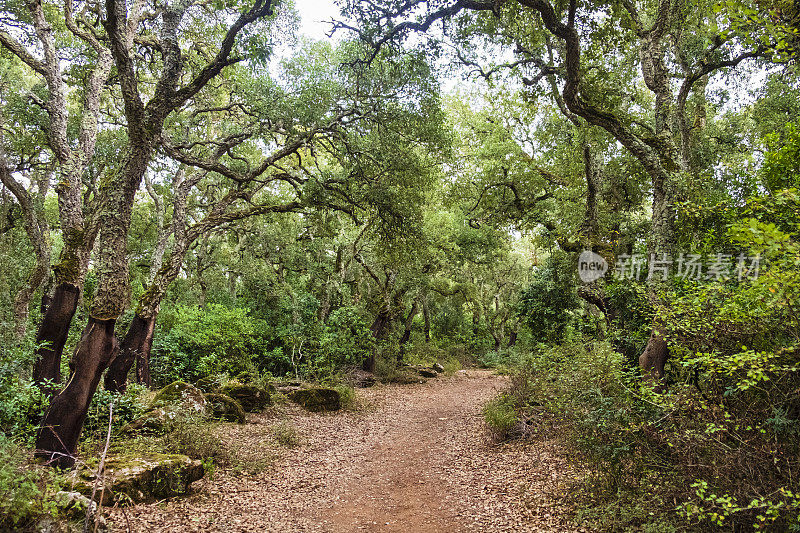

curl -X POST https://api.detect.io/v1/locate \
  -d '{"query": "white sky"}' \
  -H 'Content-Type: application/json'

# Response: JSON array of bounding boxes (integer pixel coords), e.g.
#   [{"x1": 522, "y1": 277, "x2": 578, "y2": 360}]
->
[{"x1": 295, "y1": 0, "x2": 341, "y2": 39}]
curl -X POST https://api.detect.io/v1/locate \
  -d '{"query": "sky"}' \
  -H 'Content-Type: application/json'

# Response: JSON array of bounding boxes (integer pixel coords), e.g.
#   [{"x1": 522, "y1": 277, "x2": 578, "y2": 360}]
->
[{"x1": 295, "y1": 0, "x2": 341, "y2": 40}]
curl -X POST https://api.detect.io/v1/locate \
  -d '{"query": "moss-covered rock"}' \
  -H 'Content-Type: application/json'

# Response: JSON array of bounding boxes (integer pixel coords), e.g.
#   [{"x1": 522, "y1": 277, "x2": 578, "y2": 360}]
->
[
  {"x1": 219, "y1": 383, "x2": 270, "y2": 412},
  {"x1": 149, "y1": 381, "x2": 207, "y2": 413},
  {"x1": 205, "y1": 393, "x2": 246, "y2": 424},
  {"x1": 68, "y1": 453, "x2": 204, "y2": 505},
  {"x1": 195, "y1": 375, "x2": 220, "y2": 393},
  {"x1": 287, "y1": 387, "x2": 341, "y2": 412}
]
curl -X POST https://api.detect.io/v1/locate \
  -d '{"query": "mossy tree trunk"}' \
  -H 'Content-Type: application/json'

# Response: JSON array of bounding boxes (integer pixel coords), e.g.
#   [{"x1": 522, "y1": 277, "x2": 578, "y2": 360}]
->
[{"x1": 34, "y1": 0, "x2": 277, "y2": 467}]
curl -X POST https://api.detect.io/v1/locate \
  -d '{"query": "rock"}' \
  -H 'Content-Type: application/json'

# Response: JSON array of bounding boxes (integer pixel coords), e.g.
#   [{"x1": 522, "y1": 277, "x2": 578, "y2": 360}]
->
[
  {"x1": 385, "y1": 370, "x2": 424, "y2": 384},
  {"x1": 149, "y1": 381, "x2": 207, "y2": 413},
  {"x1": 349, "y1": 369, "x2": 377, "y2": 388},
  {"x1": 50, "y1": 491, "x2": 107, "y2": 531},
  {"x1": 219, "y1": 383, "x2": 270, "y2": 412},
  {"x1": 419, "y1": 368, "x2": 438, "y2": 378},
  {"x1": 121, "y1": 406, "x2": 181, "y2": 434},
  {"x1": 195, "y1": 375, "x2": 220, "y2": 393},
  {"x1": 432, "y1": 362, "x2": 445, "y2": 373},
  {"x1": 69, "y1": 453, "x2": 204, "y2": 505},
  {"x1": 205, "y1": 393, "x2": 246, "y2": 424},
  {"x1": 287, "y1": 387, "x2": 341, "y2": 412}
]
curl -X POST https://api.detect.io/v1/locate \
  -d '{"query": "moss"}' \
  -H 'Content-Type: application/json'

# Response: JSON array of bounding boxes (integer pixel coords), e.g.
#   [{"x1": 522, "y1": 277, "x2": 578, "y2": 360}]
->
[
  {"x1": 69, "y1": 453, "x2": 204, "y2": 505},
  {"x1": 149, "y1": 381, "x2": 205, "y2": 411},
  {"x1": 218, "y1": 383, "x2": 270, "y2": 412},
  {"x1": 287, "y1": 388, "x2": 340, "y2": 412},
  {"x1": 52, "y1": 229, "x2": 85, "y2": 283},
  {"x1": 205, "y1": 393, "x2": 246, "y2": 424}
]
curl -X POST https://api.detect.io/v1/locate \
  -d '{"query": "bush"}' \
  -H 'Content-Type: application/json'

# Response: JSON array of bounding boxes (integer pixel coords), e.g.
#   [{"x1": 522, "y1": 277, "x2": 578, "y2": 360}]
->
[
  {"x1": 151, "y1": 304, "x2": 286, "y2": 385},
  {"x1": 0, "y1": 336, "x2": 49, "y2": 445},
  {"x1": 271, "y1": 421, "x2": 301, "y2": 447},
  {"x1": 482, "y1": 395, "x2": 519, "y2": 441},
  {"x1": 0, "y1": 437, "x2": 61, "y2": 528},
  {"x1": 314, "y1": 307, "x2": 375, "y2": 376},
  {"x1": 82, "y1": 384, "x2": 148, "y2": 441}
]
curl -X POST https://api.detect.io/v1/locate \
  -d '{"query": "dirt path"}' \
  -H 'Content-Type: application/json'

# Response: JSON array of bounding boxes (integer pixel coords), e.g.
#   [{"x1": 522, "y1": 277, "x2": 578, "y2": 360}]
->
[{"x1": 108, "y1": 371, "x2": 576, "y2": 532}]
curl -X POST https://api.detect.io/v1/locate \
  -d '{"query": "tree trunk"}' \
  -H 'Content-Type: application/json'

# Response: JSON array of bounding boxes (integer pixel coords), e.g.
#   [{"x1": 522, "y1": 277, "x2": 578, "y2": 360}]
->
[
  {"x1": 398, "y1": 298, "x2": 419, "y2": 363},
  {"x1": 422, "y1": 296, "x2": 431, "y2": 342},
  {"x1": 639, "y1": 325, "x2": 668, "y2": 382},
  {"x1": 104, "y1": 313, "x2": 156, "y2": 393},
  {"x1": 33, "y1": 283, "x2": 81, "y2": 387},
  {"x1": 35, "y1": 317, "x2": 118, "y2": 468},
  {"x1": 507, "y1": 329, "x2": 518, "y2": 348}
]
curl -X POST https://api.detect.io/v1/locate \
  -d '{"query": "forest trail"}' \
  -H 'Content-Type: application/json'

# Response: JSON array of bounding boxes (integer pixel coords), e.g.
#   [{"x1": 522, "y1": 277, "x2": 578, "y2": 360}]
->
[{"x1": 109, "y1": 371, "x2": 576, "y2": 532}]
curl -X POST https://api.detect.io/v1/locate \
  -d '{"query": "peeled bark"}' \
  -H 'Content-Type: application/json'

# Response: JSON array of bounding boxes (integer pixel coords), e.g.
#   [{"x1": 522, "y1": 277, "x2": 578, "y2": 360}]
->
[
  {"x1": 422, "y1": 296, "x2": 431, "y2": 343},
  {"x1": 104, "y1": 314, "x2": 156, "y2": 393},
  {"x1": 33, "y1": 283, "x2": 80, "y2": 387},
  {"x1": 35, "y1": 317, "x2": 118, "y2": 468}
]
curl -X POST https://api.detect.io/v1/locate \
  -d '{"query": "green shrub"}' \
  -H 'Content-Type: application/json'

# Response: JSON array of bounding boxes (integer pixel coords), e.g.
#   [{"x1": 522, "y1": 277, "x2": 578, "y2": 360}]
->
[
  {"x1": 314, "y1": 307, "x2": 375, "y2": 376},
  {"x1": 151, "y1": 304, "x2": 286, "y2": 385},
  {"x1": 0, "y1": 437, "x2": 61, "y2": 528},
  {"x1": 82, "y1": 384, "x2": 148, "y2": 441},
  {"x1": 482, "y1": 394, "x2": 519, "y2": 441},
  {"x1": 271, "y1": 421, "x2": 301, "y2": 448}
]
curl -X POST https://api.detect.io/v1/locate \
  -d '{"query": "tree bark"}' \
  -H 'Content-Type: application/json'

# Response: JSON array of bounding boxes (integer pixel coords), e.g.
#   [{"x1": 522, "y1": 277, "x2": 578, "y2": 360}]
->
[
  {"x1": 32, "y1": 283, "x2": 80, "y2": 387},
  {"x1": 35, "y1": 317, "x2": 118, "y2": 468},
  {"x1": 103, "y1": 314, "x2": 156, "y2": 392},
  {"x1": 398, "y1": 298, "x2": 419, "y2": 363}
]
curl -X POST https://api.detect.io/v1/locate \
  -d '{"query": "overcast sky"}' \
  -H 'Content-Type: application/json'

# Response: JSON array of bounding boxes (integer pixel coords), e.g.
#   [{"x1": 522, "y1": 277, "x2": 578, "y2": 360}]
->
[{"x1": 295, "y1": 0, "x2": 341, "y2": 39}]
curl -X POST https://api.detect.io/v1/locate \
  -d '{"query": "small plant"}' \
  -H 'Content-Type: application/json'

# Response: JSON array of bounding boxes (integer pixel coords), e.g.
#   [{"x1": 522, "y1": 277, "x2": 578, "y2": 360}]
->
[
  {"x1": 483, "y1": 394, "x2": 519, "y2": 441},
  {"x1": 271, "y1": 421, "x2": 301, "y2": 448},
  {"x1": 334, "y1": 385, "x2": 357, "y2": 411},
  {"x1": 0, "y1": 437, "x2": 62, "y2": 528},
  {"x1": 161, "y1": 414, "x2": 227, "y2": 463}
]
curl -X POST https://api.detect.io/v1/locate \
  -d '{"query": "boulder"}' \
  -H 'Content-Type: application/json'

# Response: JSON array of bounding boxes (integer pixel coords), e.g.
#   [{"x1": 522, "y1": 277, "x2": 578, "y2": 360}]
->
[
  {"x1": 68, "y1": 453, "x2": 204, "y2": 505},
  {"x1": 205, "y1": 393, "x2": 246, "y2": 424},
  {"x1": 149, "y1": 381, "x2": 207, "y2": 413},
  {"x1": 120, "y1": 407, "x2": 176, "y2": 434},
  {"x1": 47, "y1": 491, "x2": 108, "y2": 531},
  {"x1": 418, "y1": 368, "x2": 438, "y2": 378},
  {"x1": 349, "y1": 369, "x2": 377, "y2": 388},
  {"x1": 287, "y1": 387, "x2": 341, "y2": 412},
  {"x1": 195, "y1": 375, "x2": 220, "y2": 393},
  {"x1": 432, "y1": 362, "x2": 445, "y2": 373},
  {"x1": 219, "y1": 383, "x2": 270, "y2": 412}
]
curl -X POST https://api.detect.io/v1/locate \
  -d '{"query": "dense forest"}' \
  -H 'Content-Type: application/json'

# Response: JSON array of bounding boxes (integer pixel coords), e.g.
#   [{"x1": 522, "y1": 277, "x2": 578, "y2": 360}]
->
[{"x1": 0, "y1": 0, "x2": 799, "y2": 531}]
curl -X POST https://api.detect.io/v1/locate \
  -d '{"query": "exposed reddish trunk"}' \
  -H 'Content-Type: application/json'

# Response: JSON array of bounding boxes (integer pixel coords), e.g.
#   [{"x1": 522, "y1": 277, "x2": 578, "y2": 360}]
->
[
  {"x1": 104, "y1": 314, "x2": 156, "y2": 393},
  {"x1": 35, "y1": 317, "x2": 118, "y2": 468},
  {"x1": 33, "y1": 283, "x2": 80, "y2": 388},
  {"x1": 136, "y1": 334, "x2": 153, "y2": 387},
  {"x1": 422, "y1": 297, "x2": 431, "y2": 343},
  {"x1": 365, "y1": 309, "x2": 392, "y2": 372}
]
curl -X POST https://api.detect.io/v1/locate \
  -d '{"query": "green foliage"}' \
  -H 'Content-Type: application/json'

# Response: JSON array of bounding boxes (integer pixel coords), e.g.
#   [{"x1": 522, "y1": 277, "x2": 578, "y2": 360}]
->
[
  {"x1": 0, "y1": 437, "x2": 62, "y2": 528},
  {"x1": 314, "y1": 307, "x2": 375, "y2": 376},
  {"x1": 482, "y1": 394, "x2": 519, "y2": 441},
  {"x1": 0, "y1": 337, "x2": 49, "y2": 445},
  {"x1": 271, "y1": 421, "x2": 301, "y2": 448},
  {"x1": 152, "y1": 304, "x2": 285, "y2": 384},
  {"x1": 518, "y1": 254, "x2": 579, "y2": 343},
  {"x1": 82, "y1": 384, "x2": 148, "y2": 441}
]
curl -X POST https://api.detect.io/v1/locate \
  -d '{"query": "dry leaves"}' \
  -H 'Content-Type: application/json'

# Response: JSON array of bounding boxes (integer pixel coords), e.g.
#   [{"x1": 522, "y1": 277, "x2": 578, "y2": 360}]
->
[{"x1": 107, "y1": 371, "x2": 581, "y2": 532}]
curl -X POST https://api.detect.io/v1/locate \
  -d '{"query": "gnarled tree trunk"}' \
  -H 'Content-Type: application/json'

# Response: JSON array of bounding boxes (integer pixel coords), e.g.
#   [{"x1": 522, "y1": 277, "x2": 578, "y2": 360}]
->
[
  {"x1": 35, "y1": 317, "x2": 118, "y2": 468},
  {"x1": 103, "y1": 313, "x2": 156, "y2": 392},
  {"x1": 32, "y1": 283, "x2": 80, "y2": 386}
]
